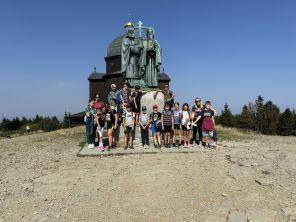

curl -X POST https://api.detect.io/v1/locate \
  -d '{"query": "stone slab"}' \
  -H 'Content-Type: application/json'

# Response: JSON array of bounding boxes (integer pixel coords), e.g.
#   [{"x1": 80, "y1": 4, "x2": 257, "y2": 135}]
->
[{"x1": 77, "y1": 143, "x2": 211, "y2": 157}]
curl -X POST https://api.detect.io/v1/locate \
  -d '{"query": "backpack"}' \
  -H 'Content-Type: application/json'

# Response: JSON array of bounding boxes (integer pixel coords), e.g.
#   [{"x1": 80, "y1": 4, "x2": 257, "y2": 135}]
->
[{"x1": 116, "y1": 90, "x2": 121, "y2": 104}]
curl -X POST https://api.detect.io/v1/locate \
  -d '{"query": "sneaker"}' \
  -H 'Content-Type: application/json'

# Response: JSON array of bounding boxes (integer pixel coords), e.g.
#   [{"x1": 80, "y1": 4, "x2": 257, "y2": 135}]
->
[
  {"x1": 173, "y1": 143, "x2": 176, "y2": 148},
  {"x1": 91, "y1": 144, "x2": 95, "y2": 149},
  {"x1": 129, "y1": 145, "x2": 134, "y2": 149},
  {"x1": 154, "y1": 143, "x2": 157, "y2": 148},
  {"x1": 158, "y1": 144, "x2": 161, "y2": 149},
  {"x1": 88, "y1": 144, "x2": 92, "y2": 149},
  {"x1": 168, "y1": 144, "x2": 171, "y2": 148},
  {"x1": 97, "y1": 143, "x2": 104, "y2": 151},
  {"x1": 183, "y1": 143, "x2": 188, "y2": 148},
  {"x1": 188, "y1": 143, "x2": 192, "y2": 148},
  {"x1": 124, "y1": 145, "x2": 128, "y2": 150}
]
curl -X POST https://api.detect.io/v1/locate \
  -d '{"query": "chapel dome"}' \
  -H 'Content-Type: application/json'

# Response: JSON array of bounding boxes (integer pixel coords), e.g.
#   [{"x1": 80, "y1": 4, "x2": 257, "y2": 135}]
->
[{"x1": 106, "y1": 35, "x2": 124, "y2": 57}]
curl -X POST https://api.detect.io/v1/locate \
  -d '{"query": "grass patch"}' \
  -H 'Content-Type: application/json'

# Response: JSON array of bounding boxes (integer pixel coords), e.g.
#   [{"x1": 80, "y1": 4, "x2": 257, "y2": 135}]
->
[{"x1": 216, "y1": 125, "x2": 256, "y2": 141}]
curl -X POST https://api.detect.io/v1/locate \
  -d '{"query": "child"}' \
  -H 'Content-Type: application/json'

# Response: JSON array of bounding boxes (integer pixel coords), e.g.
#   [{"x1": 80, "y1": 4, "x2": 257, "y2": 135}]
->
[
  {"x1": 96, "y1": 107, "x2": 106, "y2": 151},
  {"x1": 191, "y1": 97, "x2": 203, "y2": 146},
  {"x1": 161, "y1": 103, "x2": 174, "y2": 148},
  {"x1": 139, "y1": 106, "x2": 150, "y2": 149},
  {"x1": 181, "y1": 103, "x2": 192, "y2": 148},
  {"x1": 105, "y1": 104, "x2": 118, "y2": 149},
  {"x1": 85, "y1": 99, "x2": 97, "y2": 149},
  {"x1": 150, "y1": 104, "x2": 162, "y2": 148},
  {"x1": 122, "y1": 104, "x2": 135, "y2": 149},
  {"x1": 194, "y1": 101, "x2": 218, "y2": 148},
  {"x1": 172, "y1": 102, "x2": 182, "y2": 147}
]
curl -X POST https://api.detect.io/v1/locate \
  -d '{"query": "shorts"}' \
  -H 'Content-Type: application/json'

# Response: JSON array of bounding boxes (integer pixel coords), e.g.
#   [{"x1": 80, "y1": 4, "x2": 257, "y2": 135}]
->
[
  {"x1": 151, "y1": 123, "x2": 161, "y2": 135},
  {"x1": 124, "y1": 126, "x2": 133, "y2": 135},
  {"x1": 202, "y1": 130, "x2": 214, "y2": 137},
  {"x1": 107, "y1": 124, "x2": 114, "y2": 130},
  {"x1": 163, "y1": 125, "x2": 172, "y2": 133},
  {"x1": 174, "y1": 124, "x2": 180, "y2": 130},
  {"x1": 182, "y1": 125, "x2": 190, "y2": 131}
]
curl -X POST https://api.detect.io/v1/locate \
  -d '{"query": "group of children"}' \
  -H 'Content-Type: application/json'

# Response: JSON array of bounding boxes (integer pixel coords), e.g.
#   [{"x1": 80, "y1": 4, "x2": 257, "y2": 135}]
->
[{"x1": 85, "y1": 83, "x2": 218, "y2": 151}]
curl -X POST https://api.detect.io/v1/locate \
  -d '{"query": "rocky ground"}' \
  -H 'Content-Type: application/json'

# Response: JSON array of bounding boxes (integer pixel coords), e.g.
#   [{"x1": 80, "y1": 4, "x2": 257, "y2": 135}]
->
[{"x1": 0, "y1": 126, "x2": 296, "y2": 222}]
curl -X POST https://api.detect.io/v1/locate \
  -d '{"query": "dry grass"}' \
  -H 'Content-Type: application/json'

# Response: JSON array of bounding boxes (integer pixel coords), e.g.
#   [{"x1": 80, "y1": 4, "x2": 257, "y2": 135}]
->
[{"x1": 216, "y1": 125, "x2": 257, "y2": 141}]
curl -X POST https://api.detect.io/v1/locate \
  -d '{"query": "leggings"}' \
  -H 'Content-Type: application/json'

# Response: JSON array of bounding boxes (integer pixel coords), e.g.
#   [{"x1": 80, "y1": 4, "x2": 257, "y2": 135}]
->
[{"x1": 192, "y1": 125, "x2": 202, "y2": 143}]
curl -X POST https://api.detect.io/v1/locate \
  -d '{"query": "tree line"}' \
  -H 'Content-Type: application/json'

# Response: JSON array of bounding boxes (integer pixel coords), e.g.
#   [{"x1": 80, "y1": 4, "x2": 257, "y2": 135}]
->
[
  {"x1": 0, "y1": 112, "x2": 71, "y2": 135},
  {"x1": 218, "y1": 95, "x2": 296, "y2": 136}
]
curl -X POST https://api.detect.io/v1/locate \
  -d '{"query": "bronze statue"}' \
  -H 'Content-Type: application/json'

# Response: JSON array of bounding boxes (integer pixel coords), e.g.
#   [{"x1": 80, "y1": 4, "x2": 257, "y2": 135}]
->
[
  {"x1": 121, "y1": 22, "x2": 146, "y2": 88},
  {"x1": 143, "y1": 27, "x2": 162, "y2": 88}
]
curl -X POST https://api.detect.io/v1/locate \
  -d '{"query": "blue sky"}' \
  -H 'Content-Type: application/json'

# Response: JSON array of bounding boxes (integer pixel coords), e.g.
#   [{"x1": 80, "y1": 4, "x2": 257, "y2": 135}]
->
[{"x1": 0, "y1": 0, "x2": 295, "y2": 119}]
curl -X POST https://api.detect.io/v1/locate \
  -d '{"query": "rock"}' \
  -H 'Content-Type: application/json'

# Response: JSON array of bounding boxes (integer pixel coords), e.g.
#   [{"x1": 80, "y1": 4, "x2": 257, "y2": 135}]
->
[
  {"x1": 221, "y1": 193, "x2": 229, "y2": 197},
  {"x1": 246, "y1": 208, "x2": 277, "y2": 222},
  {"x1": 226, "y1": 209, "x2": 247, "y2": 222},
  {"x1": 282, "y1": 207, "x2": 296, "y2": 216},
  {"x1": 255, "y1": 178, "x2": 273, "y2": 186}
]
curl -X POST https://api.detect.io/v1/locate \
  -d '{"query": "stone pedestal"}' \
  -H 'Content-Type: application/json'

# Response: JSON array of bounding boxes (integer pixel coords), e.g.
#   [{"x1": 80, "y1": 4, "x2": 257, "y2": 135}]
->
[{"x1": 141, "y1": 91, "x2": 164, "y2": 114}]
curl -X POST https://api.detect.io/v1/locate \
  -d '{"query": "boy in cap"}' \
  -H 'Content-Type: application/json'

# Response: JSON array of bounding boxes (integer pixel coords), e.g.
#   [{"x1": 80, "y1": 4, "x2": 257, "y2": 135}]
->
[{"x1": 139, "y1": 106, "x2": 150, "y2": 148}]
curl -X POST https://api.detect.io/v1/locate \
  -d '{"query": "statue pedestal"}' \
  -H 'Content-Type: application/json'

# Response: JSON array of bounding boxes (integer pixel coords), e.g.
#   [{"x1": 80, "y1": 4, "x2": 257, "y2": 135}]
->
[{"x1": 141, "y1": 91, "x2": 164, "y2": 114}]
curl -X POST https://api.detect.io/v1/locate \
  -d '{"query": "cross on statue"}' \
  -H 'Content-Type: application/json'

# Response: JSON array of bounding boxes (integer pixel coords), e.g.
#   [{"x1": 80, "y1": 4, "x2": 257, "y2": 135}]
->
[{"x1": 135, "y1": 20, "x2": 147, "y2": 38}]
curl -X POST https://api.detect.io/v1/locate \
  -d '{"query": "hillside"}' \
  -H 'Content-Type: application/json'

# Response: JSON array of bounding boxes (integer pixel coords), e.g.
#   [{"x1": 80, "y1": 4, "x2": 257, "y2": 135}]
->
[{"x1": 0, "y1": 126, "x2": 296, "y2": 221}]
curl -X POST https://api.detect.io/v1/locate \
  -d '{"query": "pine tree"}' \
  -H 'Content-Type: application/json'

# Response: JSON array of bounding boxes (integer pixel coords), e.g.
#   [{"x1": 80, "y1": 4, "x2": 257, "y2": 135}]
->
[
  {"x1": 220, "y1": 103, "x2": 235, "y2": 127},
  {"x1": 237, "y1": 105, "x2": 254, "y2": 129},
  {"x1": 254, "y1": 95, "x2": 265, "y2": 132},
  {"x1": 277, "y1": 108, "x2": 294, "y2": 136},
  {"x1": 261, "y1": 101, "x2": 280, "y2": 134}
]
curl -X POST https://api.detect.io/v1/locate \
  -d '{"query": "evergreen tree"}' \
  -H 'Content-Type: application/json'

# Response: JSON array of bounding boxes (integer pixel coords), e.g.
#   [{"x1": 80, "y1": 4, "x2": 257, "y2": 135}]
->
[
  {"x1": 254, "y1": 95, "x2": 265, "y2": 132},
  {"x1": 220, "y1": 103, "x2": 235, "y2": 127},
  {"x1": 261, "y1": 101, "x2": 280, "y2": 134},
  {"x1": 277, "y1": 108, "x2": 294, "y2": 135},
  {"x1": 237, "y1": 105, "x2": 254, "y2": 129}
]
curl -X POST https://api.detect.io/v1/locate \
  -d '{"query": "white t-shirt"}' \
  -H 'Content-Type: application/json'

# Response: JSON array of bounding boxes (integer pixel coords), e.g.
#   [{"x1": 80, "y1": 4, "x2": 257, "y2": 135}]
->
[
  {"x1": 181, "y1": 111, "x2": 190, "y2": 125},
  {"x1": 124, "y1": 111, "x2": 135, "y2": 127}
]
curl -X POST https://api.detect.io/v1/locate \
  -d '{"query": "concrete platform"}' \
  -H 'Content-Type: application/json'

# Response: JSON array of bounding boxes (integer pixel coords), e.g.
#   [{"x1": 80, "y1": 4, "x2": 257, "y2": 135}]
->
[
  {"x1": 77, "y1": 140, "x2": 212, "y2": 157},
  {"x1": 77, "y1": 127, "x2": 214, "y2": 157}
]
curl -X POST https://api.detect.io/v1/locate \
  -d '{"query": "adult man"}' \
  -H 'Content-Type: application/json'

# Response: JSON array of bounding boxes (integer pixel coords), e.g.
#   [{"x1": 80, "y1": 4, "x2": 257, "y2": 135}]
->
[
  {"x1": 107, "y1": 84, "x2": 118, "y2": 110},
  {"x1": 121, "y1": 22, "x2": 146, "y2": 88},
  {"x1": 154, "y1": 84, "x2": 176, "y2": 109}
]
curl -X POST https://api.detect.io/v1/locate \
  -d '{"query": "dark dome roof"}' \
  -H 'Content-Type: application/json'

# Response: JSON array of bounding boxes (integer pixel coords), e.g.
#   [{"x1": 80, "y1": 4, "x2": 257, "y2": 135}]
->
[{"x1": 107, "y1": 35, "x2": 124, "y2": 57}]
